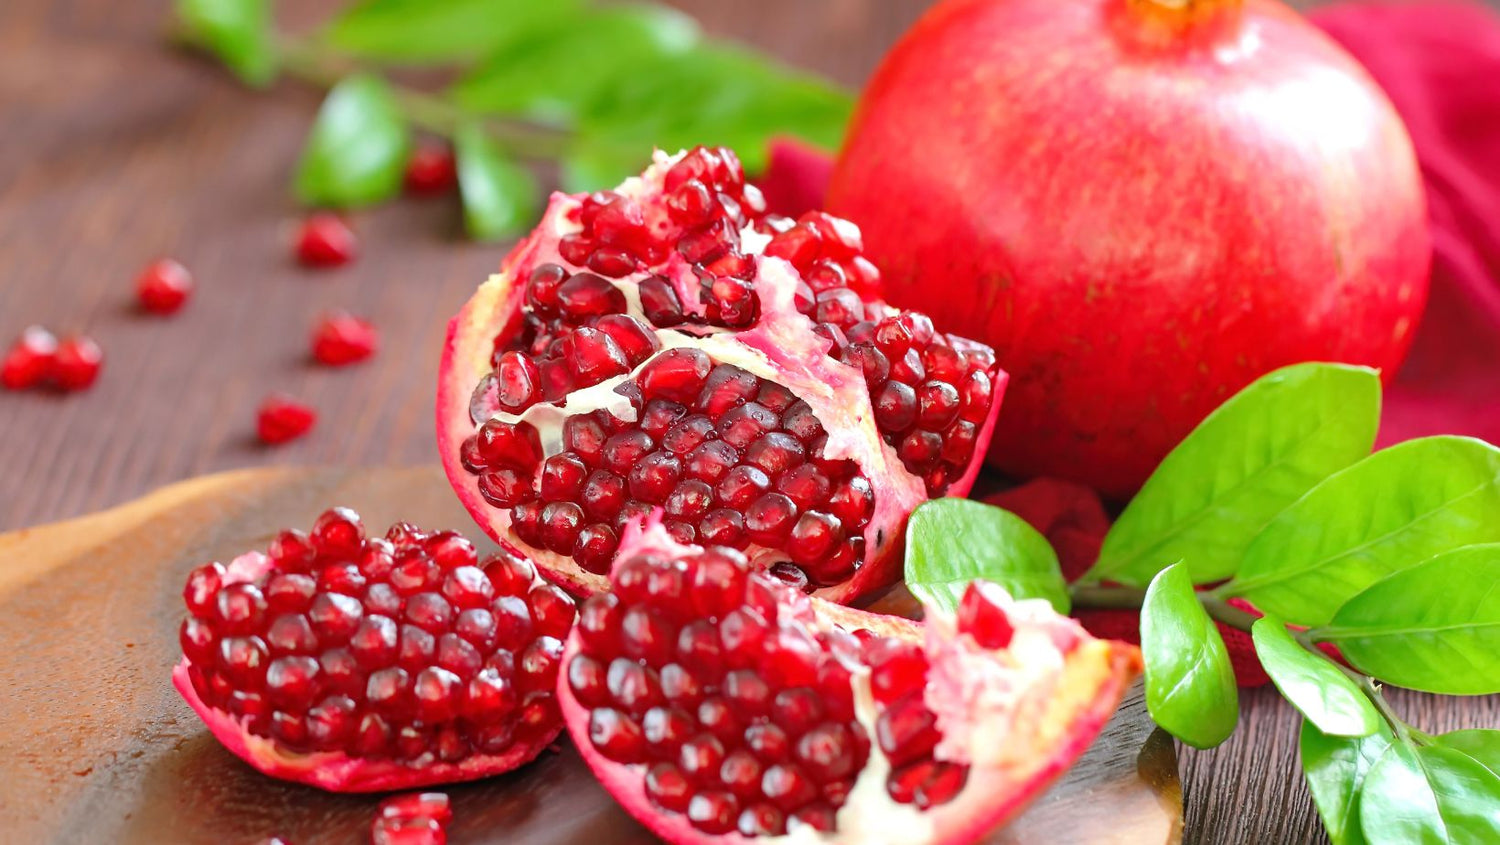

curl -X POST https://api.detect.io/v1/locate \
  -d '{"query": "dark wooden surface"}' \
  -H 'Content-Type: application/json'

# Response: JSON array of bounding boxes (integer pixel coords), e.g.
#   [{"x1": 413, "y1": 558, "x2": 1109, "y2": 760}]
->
[
  {"x1": 0, "y1": 466, "x2": 1180, "y2": 845},
  {"x1": 1, "y1": 1, "x2": 1495, "y2": 843}
]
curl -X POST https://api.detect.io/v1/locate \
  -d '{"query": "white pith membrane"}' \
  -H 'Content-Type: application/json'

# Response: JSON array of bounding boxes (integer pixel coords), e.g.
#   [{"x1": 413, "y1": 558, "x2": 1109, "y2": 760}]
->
[
  {"x1": 173, "y1": 546, "x2": 567, "y2": 794},
  {"x1": 437, "y1": 150, "x2": 1007, "y2": 601},
  {"x1": 556, "y1": 518, "x2": 1143, "y2": 844}
]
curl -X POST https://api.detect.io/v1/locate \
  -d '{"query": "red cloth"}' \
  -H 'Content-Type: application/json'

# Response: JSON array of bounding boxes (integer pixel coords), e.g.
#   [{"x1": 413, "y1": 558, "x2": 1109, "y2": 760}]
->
[{"x1": 758, "y1": 1, "x2": 1500, "y2": 685}]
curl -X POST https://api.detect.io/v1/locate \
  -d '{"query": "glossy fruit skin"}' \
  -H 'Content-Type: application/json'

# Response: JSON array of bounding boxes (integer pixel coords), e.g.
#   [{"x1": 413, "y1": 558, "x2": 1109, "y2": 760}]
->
[{"x1": 828, "y1": 0, "x2": 1431, "y2": 498}]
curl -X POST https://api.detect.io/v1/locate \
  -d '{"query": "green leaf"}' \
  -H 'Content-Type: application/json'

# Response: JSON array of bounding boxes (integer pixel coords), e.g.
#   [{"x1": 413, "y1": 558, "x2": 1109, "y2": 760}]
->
[
  {"x1": 1140, "y1": 563, "x2": 1238, "y2": 748},
  {"x1": 1440, "y1": 730, "x2": 1500, "y2": 779},
  {"x1": 176, "y1": 0, "x2": 275, "y2": 86},
  {"x1": 903, "y1": 499, "x2": 1069, "y2": 614},
  {"x1": 1089, "y1": 363, "x2": 1380, "y2": 586},
  {"x1": 1301, "y1": 719, "x2": 1394, "y2": 845},
  {"x1": 1227, "y1": 436, "x2": 1500, "y2": 625},
  {"x1": 320, "y1": 0, "x2": 580, "y2": 64},
  {"x1": 454, "y1": 122, "x2": 539, "y2": 241},
  {"x1": 1359, "y1": 743, "x2": 1500, "y2": 844},
  {"x1": 1313, "y1": 544, "x2": 1500, "y2": 694},
  {"x1": 293, "y1": 74, "x2": 411, "y2": 208},
  {"x1": 1252, "y1": 616, "x2": 1379, "y2": 737},
  {"x1": 451, "y1": 5, "x2": 700, "y2": 123},
  {"x1": 569, "y1": 45, "x2": 852, "y2": 188}
]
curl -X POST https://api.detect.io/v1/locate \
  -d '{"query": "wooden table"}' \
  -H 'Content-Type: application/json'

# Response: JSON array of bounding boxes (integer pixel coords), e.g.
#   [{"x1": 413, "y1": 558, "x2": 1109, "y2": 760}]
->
[{"x1": 2, "y1": 1, "x2": 1495, "y2": 843}]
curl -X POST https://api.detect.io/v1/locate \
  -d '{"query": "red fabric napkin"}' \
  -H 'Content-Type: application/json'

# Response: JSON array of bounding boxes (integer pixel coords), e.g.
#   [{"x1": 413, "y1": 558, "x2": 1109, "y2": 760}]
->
[{"x1": 758, "y1": 1, "x2": 1500, "y2": 685}]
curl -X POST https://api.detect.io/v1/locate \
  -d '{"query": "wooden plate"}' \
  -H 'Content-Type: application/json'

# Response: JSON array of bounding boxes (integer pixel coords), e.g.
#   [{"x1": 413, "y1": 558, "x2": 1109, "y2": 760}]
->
[{"x1": 0, "y1": 467, "x2": 1182, "y2": 843}]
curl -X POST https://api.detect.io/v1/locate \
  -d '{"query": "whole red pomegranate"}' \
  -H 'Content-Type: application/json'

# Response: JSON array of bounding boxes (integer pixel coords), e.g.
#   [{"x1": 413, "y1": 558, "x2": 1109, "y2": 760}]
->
[
  {"x1": 828, "y1": 0, "x2": 1431, "y2": 497},
  {"x1": 438, "y1": 147, "x2": 1006, "y2": 602}
]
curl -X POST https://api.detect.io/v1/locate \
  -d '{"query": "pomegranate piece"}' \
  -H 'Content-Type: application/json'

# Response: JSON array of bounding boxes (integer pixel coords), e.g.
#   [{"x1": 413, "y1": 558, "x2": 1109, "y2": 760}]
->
[
  {"x1": 257, "y1": 395, "x2": 317, "y2": 445},
  {"x1": 173, "y1": 509, "x2": 575, "y2": 792},
  {"x1": 438, "y1": 148, "x2": 1008, "y2": 602},
  {"x1": 1, "y1": 325, "x2": 58, "y2": 391},
  {"x1": 296, "y1": 213, "x2": 357, "y2": 268},
  {"x1": 558, "y1": 518, "x2": 1142, "y2": 843},
  {"x1": 135, "y1": 258, "x2": 194, "y2": 314},
  {"x1": 373, "y1": 792, "x2": 451, "y2": 844},
  {"x1": 53, "y1": 335, "x2": 103, "y2": 391},
  {"x1": 312, "y1": 310, "x2": 380, "y2": 366},
  {"x1": 405, "y1": 144, "x2": 458, "y2": 196}
]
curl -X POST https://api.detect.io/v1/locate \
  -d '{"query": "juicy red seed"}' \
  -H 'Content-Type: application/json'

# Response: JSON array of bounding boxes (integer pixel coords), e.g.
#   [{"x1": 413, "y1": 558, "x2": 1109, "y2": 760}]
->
[
  {"x1": 135, "y1": 258, "x2": 194, "y2": 314},
  {"x1": 529, "y1": 583, "x2": 575, "y2": 639},
  {"x1": 916, "y1": 381, "x2": 962, "y2": 430},
  {"x1": 762, "y1": 763, "x2": 818, "y2": 811},
  {"x1": 602, "y1": 429, "x2": 656, "y2": 475},
  {"x1": 256, "y1": 395, "x2": 316, "y2": 445},
  {"x1": 581, "y1": 469, "x2": 627, "y2": 520},
  {"x1": 697, "y1": 509, "x2": 745, "y2": 548},
  {"x1": 663, "y1": 415, "x2": 715, "y2": 455},
  {"x1": 629, "y1": 452, "x2": 683, "y2": 503},
  {"x1": 557, "y1": 273, "x2": 627, "y2": 321},
  {"x1": 493, "y1": 351, "x2": 541, "y2": 413},
  {"x1": 840, "y1": 341, "x2": 890, "y2": 386},
  {"x1": 687, "y1": 792, "x2": 739, "y2": 835},
  {"x1": 873, "y1": 380, "x2": 918, "y2": 433},
  {"x1": 680, "y1": 732, "x2": 728, "y2": 782},
  {"x1": 587, "y1": 247, "x2": 636, "y2": 277},
  {"x1": 718, "y1": 403, "x2": 778, "y2": 450},
  {"x1": 476, "y1": 419, "x2": 543, "y2": 470},
  {"x1": 0, "y1": 326, "x2": 57, "y2": 390},
  {"x1": 568, "y1": 654, "x2": 610, "y2": 707},
  {"x1": 540, "y1": 454, "x2": 588, "y2": 502},
  {"x1": 643, "y1": 706, "x2": 695, "y2": 749},
  {"x1": 526, "y1": 263, "x2": 568, "y2": 313},
  {"x1": 745, "y1": 493, "x2": 799, "y2": 545},
  {"x1": 295, "y1": 213, "x2": 356, "y2": 267},
  {"x1": 745, "y1": 723, "x2": 790, "y2": 762},
  {"x1": 595, "y1": 314, "x2": 659, "y2": 365},
  {"x1": 899, "y1": 430, "x2": 944, "y2": 474},
  {"x1": 638, "y1": 348, "x2": 712, "y2": 403},
  {"x1": 792, "y1": 803, "x2": 837, "y2": 832},
  {"x1": 641, "y1": 399, "x2": 688, "y2": 438},
  {"x1": 404, "y1": 143, "x2": 458, "y2": 195},
  {"x1": 573, "y1": 523, "x2": 619, "y2": 574},
  {"x1": 478, "y1": 468, "x2": 533, "y2": 508},
  {"x1": 607, "y1": 658, "x2": 664, "y2": 713},
  {"x1": 745, "y1": 433, "x2": 806, "y2": 478},
  {"x1": 590, "y1": 708, "x2": 647, "y2": 763},
  {"x1": 621, "y1": 606, "x2": 676, "y2": 664},
  {"x1": 697, "y1": 365, "x2": 760, "y2": 416},
  {"x1": 961, "y1": 370, "x2": 994, "y2": 421},
  {"x1": 738, "y1": 803, "x2": 787, "y2": 836},
  {"x1": 647, "y1": 762, "x2": 693, "y2": 812},
  {"x1": 771, "y1": 688, "x2": 824, "y2": 734},
  {"x1": 665, "y1": 480, "x2": 714, "y2": 522},
  {"x1": 563, "y1": 414, "x2": 608, "y2": 464},
  {"x1": 639, "y1": 275, "x2": 686, "y2": 327},
  {"x1": 868, "y1": 641, "x2": 928, "y2": 704},
  {"x1": 916, "y1": 762, "x2": 969, "y2": 809},
  {"x1": 52, "y1": 336, "x2": 103, "y2": 391},
  {"x1": 776, "y1": 465, "x2": 831, "y2": 511},
  {"x1": 957, "y1": 582, "x2": 1015, "y2": 648},
  {"x1": 686, "y1": 441, "x2": 739, "y2": 483},
  {"x1": 796, "y1": 722, "x2": 859, "y2": 781},
  {"x1": 311, "y1": 311, "x2": 378, "y2": 366},
  {"x1": 716, "y1": 465, "x2": 771, "y2": 510},
  {"x1": 890, "y1": 348, "x2": 926, "y2": 385}
]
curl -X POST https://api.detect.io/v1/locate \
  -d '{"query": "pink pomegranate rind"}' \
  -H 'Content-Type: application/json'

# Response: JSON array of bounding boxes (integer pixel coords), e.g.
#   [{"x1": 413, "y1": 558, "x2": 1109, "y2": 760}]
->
[
  {"x1": 437, "y1": 148, "x2": 1006, "y2": 602},
  {"x1": 172, "y1": 660, "x2": 551, "y2": 792},
  {"x1": 556, "y1": 517, "x2": 1142, "y2": 843}
]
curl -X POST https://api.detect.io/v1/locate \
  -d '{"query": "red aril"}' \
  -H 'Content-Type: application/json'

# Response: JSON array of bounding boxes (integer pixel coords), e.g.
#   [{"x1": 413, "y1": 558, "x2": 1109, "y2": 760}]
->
[
  {"x1": 296, "y1": 213, "x2": 357, "y2": 268},
  {"x1": 1, "y1": 326, "x2": 58, "y2": 391},
  {"x1": 312, "y1": 311, "x2": 380, "y2": 366},
  {"x1": 136, "y1": 258, "x2": 194, "y2": 315},
  {"x1": 557, "y1": 517, "x2": 1142, "y2": 842},
  {"x1": 405, "y1": 144, "x2": 458, "y2": 196},
  {"x1": 828, "y1": 0, "x2": 1431, "y2": 498},
  {"x1": 257, "y1": 395, "x2": 317, "y2": 445},
  {"x1": 53, "y1": 335, "x2": 103, "y2": 391},
  {"x1": 437, "y1": 148, "x2": 1007, "y2": 601},
  {"x1": 373, "y1": 792, "x2": 452, "y2": 844},
  {"x1": 173, "y1": 508, "x2": 574, "y2": 792}
]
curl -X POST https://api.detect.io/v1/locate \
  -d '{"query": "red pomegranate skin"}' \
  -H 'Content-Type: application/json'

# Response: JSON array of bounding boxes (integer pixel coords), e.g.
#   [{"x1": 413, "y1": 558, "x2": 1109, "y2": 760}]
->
[{"x1": 828, "y1": 0, "x2": 1431, "y2": 498}]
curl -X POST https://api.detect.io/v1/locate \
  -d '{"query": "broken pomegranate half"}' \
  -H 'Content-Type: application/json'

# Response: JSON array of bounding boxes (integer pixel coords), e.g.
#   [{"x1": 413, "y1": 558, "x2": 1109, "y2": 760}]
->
[
  {"x1": 437, "y1": 147, "x2": 1007, "y2": 601},
  {"x1": 557, "y1": 516, "x2": 1142, "y2": 842},
  {"x1": 173, "y1": 507, "x2": 574, "y2": 792}
]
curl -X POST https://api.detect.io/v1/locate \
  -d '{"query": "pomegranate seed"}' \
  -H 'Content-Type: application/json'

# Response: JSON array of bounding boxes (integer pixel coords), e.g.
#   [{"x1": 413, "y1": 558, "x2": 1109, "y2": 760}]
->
[
  {"x1": 957, "y1": 581, "x2": 1016, "y2": 649},
  {"x1": 639, "y1": 275, "x2": 686, "y2": 327},
  {"x1": 135, "y1": 258, "x2": 194, "y2": 314},
  {"x1": 1, "y1": 326, "x2": 57, "y2": 390},
  {"x1": 637, "y1": 348, "x2": 712, "y2": 403},
  {"x1": 256, "y1": 395, "x2": 316, "y2": 445},
  {"x1": 873, "y1": 380, "x2": 918, "y2": 433},
  {"x1": 52, "y1": 335, "x2": 103, "y2": 391},
  {"x1": 404, "y1": 143, "x2": 458, "y2": 195},
  {"x1": 647, "y1": 762, "x2": 693, "y2": 812},
  {"x1": 295, "y1": 212, "x2": 356, "y2": 267},
  {"x1": 311, "y1": 311, "x2": 379, "y2": 366}
]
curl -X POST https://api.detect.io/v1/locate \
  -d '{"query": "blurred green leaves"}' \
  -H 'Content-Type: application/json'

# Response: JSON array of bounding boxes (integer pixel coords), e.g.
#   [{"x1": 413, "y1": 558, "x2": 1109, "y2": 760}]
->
[
  {"x1": 294, "y1": 75, "x2": 411, "y2": 208},
  {"x1": 176, "y1": 0, "x2": 276, "y2": 86}
]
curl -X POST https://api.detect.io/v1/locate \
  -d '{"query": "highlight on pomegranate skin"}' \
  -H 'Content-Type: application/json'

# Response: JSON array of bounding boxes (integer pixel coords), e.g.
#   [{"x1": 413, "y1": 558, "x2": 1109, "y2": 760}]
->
[
  {"x1": 173, "y1": 507, "x2": 576, "y2": 792},
  {"x1": 556, "y1": 517, "x2": 1143, "y2": 843},
  {"x1": 437, "y1": 146, "x2": 1008, "y2": 603}
]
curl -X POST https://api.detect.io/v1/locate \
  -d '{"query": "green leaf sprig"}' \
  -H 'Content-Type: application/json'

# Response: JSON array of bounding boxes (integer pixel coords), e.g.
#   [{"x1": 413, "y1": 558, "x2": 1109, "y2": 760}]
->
[
  {"x1": 905, "y1": 361, "x2": 1500, "y2": 844},
  {"x1": 173, "y1": 0, "x2": 854, "y2": 239}
]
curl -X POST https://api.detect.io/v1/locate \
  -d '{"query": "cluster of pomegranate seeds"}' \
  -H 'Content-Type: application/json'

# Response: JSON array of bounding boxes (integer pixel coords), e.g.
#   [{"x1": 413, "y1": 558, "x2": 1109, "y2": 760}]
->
[
  {"x1": 373, "y1": 792, "x2": 451, "y2": 845},
  {"x1": 569, "y1": 545, "x2": 970, "y2": 837},
  {"x1": 405, "y1": 144, "x2": 459, "y2": 196},
  {"x1": 180, "y1": 508, "x2": 575, "y2": 766},
  {"x1": 312, "y1": 310, "x2": 380, "y2": 366},
  {"x1": 256, "y1": 395, "x2": 318, "y2": 445},
  {"x1": 478, "y1": 263, "x2": 662, "y2": 411},
  {"x1": 1, "y1": 326, "x2": 103, "y2": 392},
  {"x1": 135, "y1": 258, "x2": 195, "y2": 315},
  {"x1": 296, "y1": 213, "x2": 358, "y2": 268},
  {"x1": 463, "y1": 347, "x2": 875, "y2": 587}
]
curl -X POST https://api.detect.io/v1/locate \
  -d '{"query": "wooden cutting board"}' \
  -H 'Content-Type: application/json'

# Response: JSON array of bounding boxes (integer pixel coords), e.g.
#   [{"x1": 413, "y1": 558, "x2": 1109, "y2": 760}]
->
[{"x1": 0, "y1": 466, "x2": 1182, "y2": 844}]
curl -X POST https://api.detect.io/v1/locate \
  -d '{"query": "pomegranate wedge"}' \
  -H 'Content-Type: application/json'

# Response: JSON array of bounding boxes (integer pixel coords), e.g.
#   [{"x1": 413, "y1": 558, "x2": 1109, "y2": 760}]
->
[
  {"x1": 438, "y1": 147, "x2": 1006, "y2": 601},
  {"x1": 174, "y1": 508, "x2": 573, "y2": 792},
  {"x1": 557, "y1": 516, "x2": 1142, "y2": 843}
]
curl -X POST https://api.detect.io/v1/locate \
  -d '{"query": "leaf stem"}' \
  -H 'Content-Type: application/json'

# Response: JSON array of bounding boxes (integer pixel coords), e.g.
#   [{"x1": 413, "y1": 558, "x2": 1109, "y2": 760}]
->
[
  {"x1": 273, "y1": 37, "x2": 567, "y2": 159},
  {"x1": 1069, "y1": 584, "x2": 1148, "y2": 610}
]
